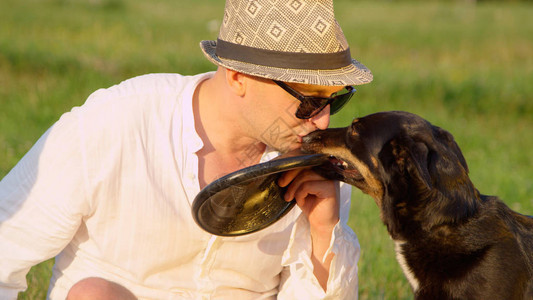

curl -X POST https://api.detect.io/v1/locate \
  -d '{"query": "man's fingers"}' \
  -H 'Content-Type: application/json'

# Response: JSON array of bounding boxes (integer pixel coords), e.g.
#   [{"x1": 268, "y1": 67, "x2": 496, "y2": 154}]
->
[
  {"x1": 282, "y1": 170, "x2": 326, "y2": 201},
  {"x1": 277, "y1": 167, "x2": 308, "y2": 188}
]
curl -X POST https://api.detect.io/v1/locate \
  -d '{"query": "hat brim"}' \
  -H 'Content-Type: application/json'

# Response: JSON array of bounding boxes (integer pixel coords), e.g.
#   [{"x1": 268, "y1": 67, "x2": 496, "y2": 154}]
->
[{"x1": 200, "y1": 40, "x2": 373, "y2": 86}]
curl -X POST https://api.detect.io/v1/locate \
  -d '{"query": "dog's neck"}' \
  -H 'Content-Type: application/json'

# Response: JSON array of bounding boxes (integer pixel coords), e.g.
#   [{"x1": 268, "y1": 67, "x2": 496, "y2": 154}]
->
[{"x1": 380, "y1": 171, "x2": 481, "y2": 242}]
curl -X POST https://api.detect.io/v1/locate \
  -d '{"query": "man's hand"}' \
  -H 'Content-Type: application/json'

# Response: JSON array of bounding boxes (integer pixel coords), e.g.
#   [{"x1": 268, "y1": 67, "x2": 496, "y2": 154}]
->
[
  {"x1": 278, "y1": 167, "x2": 340, "y2": 233},
  {"x1": 278, "y1": 168, "x2": 340, "y2": 291}
]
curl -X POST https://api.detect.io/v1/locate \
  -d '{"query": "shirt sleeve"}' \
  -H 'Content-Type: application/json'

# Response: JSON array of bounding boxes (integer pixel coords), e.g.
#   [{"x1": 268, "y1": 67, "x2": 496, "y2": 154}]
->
[
  {"x1": 0, "y1": 107, "x2": 92, "y2": 298},
  {"x1": 277, "y1": 182, "x2": 360, "y2": 299}
]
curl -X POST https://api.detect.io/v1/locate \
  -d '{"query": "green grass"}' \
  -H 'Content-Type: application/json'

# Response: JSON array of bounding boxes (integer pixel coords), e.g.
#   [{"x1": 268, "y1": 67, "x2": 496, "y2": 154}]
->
[{"x1": 0, "y1": 0, "x2": 531, "y2": 299}]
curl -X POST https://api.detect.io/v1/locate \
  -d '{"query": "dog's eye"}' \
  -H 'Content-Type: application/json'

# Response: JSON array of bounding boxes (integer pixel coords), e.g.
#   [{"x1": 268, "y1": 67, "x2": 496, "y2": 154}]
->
[{"x1": 351, "y1": 119, "x2": 360, "y2": 135}]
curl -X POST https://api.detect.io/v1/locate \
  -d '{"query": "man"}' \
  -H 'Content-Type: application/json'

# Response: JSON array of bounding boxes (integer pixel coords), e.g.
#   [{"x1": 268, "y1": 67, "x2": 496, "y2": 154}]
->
[{"x1": 0, "y1": 0, "x2": 373, "y2": 299}]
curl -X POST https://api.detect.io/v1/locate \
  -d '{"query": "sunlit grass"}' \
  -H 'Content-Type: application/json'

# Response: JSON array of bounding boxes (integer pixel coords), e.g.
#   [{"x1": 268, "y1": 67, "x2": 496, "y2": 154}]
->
[{"x1": 1, "y1": 0, "x2": 531, "y2": 299}]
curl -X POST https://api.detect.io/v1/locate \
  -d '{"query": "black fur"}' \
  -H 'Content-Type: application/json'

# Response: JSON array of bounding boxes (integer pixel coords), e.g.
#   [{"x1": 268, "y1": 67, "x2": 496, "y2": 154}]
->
[{"x1": 302, "y1": 111, "x2": 533, "y2": 300}]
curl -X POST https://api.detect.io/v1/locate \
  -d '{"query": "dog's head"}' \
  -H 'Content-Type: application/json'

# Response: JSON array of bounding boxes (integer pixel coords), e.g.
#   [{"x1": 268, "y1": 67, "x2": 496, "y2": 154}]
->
[{"x1": 303, "y1": 111, "x2": 479, "y2": 236}]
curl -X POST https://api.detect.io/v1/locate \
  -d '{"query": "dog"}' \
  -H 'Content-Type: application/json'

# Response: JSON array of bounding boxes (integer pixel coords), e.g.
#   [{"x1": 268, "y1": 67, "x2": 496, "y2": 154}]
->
[{"x1": 302, "y1": 111, "x2": 533, "y2": 300}]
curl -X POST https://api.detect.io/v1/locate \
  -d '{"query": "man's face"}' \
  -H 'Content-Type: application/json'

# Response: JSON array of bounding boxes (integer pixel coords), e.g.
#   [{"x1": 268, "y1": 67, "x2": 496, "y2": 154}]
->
[{"x1": 244, "y1": 78, "x2": 345, "y2": 153}]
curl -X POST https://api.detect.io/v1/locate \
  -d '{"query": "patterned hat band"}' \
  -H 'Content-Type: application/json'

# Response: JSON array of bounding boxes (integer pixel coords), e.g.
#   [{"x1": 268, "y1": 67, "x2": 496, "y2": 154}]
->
[{"x1": 215, "y1": 38, "x2": 353, "y2": 70}]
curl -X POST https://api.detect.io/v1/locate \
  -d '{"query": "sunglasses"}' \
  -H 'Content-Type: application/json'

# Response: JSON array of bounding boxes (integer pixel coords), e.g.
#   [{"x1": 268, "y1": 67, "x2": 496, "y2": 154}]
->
[{"x1": 274, "y1": 80, "x2": 356, "y2": 119}]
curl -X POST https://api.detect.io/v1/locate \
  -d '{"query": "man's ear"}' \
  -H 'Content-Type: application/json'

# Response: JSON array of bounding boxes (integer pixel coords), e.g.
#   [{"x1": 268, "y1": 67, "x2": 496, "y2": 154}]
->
[{"x1": 225, "y1": 68, "x2": 246, "y2": 97}]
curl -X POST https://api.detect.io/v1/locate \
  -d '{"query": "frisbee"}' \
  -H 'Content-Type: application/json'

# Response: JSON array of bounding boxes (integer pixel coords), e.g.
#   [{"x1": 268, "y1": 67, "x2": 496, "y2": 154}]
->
[{"x1": 191, "y1": 153, "x2": 329, "y2": 236}]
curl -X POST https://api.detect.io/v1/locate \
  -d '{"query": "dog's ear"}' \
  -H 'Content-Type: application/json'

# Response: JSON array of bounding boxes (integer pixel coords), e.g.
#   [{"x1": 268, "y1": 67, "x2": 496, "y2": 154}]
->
[
  {"x1": 432, "y1": 126, "x2": 469, "y2": 173},
  {"x1": 390, "y1": 136, "x2": 433, "y2": 190}
]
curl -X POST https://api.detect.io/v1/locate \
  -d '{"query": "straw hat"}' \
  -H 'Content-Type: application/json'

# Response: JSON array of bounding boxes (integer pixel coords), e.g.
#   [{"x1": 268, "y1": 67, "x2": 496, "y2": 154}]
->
[{"x1": 200, "y1": 0, "x2": 373, "y2": 86}]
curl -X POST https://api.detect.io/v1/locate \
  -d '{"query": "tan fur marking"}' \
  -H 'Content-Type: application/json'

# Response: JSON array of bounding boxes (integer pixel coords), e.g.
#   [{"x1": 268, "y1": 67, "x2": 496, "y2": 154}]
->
[{"x1": 317, "y1": 146, "x2": 384, "y2": 205}]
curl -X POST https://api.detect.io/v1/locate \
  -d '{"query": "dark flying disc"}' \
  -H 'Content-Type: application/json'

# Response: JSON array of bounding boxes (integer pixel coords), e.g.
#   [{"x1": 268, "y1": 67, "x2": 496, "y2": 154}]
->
[{"x1": 192, "y1": 153, "x2": 329, "y2": 236}]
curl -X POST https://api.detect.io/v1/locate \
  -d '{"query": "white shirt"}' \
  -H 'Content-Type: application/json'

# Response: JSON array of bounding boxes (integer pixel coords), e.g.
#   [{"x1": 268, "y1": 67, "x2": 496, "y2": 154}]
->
[{"x1": 0, "y1": 72, "x2": 360, "y2": 299}]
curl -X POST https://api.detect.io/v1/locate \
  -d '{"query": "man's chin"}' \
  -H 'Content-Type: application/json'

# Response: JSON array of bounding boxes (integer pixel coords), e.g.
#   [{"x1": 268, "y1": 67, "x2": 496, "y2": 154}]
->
[{"x1": 276, "y1": 142, "x2": 302, "y2": 154}]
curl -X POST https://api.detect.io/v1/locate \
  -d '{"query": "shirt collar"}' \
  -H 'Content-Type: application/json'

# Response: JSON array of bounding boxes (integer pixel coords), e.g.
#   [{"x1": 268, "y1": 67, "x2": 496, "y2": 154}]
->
[{"x1": 178, "y1": 72, "x2": 214, "y2": 155}]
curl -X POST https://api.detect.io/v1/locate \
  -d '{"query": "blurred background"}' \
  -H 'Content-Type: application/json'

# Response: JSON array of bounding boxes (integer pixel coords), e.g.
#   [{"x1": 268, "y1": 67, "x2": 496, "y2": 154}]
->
[{"x1": 0, "y1": 0, "x2": 531, "y2": 299}]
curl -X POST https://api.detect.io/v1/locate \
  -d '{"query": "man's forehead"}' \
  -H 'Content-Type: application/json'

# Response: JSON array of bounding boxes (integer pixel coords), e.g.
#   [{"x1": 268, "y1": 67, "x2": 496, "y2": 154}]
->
[{"x1": 289, "y1": 82, "x2": 345, "y2": 95}]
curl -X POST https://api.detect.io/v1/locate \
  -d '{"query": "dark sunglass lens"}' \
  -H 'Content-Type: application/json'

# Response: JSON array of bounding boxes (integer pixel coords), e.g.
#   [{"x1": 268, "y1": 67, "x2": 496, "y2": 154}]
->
[
  {"x1": 329, "y1": 88, "x2": 355, "y2": 115},
  {"x1": 296, "y1": 98, "x2": 328, "y2": 119},
  {"x1": 329, "y1": 95, "x2": 351, "y2": 115}
]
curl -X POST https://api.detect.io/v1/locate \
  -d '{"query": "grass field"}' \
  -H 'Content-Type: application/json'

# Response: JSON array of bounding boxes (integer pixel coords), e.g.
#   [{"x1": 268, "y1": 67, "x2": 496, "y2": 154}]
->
[{"x1": 0, "y1": 0, "x2": 531, "y2": 299}]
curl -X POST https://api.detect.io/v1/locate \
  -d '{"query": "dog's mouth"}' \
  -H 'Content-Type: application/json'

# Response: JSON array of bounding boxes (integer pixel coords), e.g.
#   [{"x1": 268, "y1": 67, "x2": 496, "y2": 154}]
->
[
  {"x1": 316, "y1": 155, "x2": 364, "y2": 183},
  {"x1": 328, "y1": 156, "x2": 350, "y2": 171}
]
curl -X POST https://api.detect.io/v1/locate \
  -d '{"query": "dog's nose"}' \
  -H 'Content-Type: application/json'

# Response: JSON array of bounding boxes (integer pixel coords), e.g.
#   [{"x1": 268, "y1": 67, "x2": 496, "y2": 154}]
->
[
  {"x1": 301, "y1": 135, "x2": 319, "y2": 153},
  {"x1": 302, "y1": 134, "x2": 320, "y2": 144}
]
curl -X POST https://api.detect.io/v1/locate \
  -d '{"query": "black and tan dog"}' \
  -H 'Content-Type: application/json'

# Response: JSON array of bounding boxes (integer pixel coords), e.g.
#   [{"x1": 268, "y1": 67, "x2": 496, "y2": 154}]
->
[{"x1": 302, "y1": 111, "x2": 533, "y2": 300}]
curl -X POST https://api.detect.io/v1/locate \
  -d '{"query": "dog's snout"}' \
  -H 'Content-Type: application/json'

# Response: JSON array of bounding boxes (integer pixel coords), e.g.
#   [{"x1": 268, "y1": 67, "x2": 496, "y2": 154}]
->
[
  {"x1": 302, "y1": 134, "x2": 321, "y2": 144},
  {"x1": 301, "y1": 132, "x2": 325, "y2": 153}
]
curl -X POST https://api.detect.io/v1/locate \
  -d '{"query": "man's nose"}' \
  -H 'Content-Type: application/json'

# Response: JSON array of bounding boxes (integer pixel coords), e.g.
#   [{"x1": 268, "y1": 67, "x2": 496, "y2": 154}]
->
[{"x1": 309, "y1": 105, "x2": 331, "y2": 130}]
